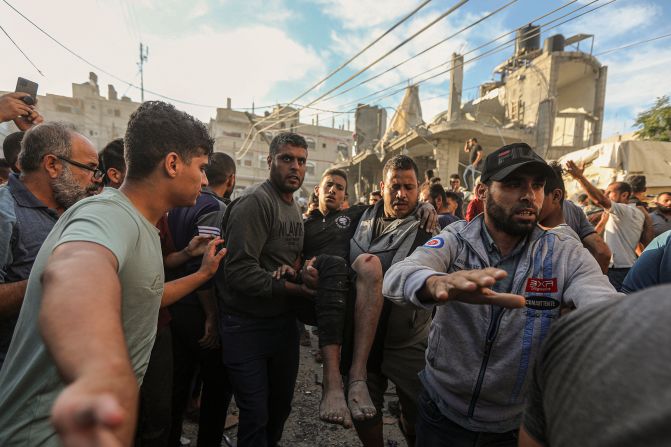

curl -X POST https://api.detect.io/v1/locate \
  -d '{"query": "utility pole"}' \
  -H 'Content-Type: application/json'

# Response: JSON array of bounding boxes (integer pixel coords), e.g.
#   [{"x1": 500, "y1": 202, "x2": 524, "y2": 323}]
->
[{"x1": 138, "y1": 43, "x2": 149, "y2": 102}]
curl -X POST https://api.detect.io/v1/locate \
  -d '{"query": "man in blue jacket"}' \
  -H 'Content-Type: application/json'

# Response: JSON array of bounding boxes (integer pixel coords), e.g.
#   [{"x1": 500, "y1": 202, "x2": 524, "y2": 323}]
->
[{"x1": 383, "y1": 143, "x2": 619, "y2": 447}]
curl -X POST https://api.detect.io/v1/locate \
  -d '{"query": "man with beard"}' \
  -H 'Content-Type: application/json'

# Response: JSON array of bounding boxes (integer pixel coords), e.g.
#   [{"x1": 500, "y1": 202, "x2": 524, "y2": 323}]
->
[
  {"x1": 348, "y1": 155, "x2": 437, "y2": 447},
  {"x1": 216, "y1": 132, "x2": 317, "y2": 447},
  {"x1": 650, "y1": 192, "x2": 671, "y2": 237},
  {"x1": 383, "y1": 143, "x2": 618, "y2": 447},
  {"x1": 274, "y1": 168, "x2": 437, "y2": 431},
  {"x1": 0, "y1": 122, "x2": 102, "y2": 370}
]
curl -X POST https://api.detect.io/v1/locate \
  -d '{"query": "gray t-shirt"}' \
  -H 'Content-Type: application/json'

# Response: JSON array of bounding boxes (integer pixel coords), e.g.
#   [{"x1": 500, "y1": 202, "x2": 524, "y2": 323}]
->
[
  {"x1": 563, "y1": 200, "x2": 595, "y2": 240},
  {"x1": 218, "y1": 180, "x2": 304, "y2": 318},
  {"x1": 523, "y1": 285, "x2": 671, "y2": 446},
  {"x1": 0, "y1": 188, "x2": 164, "y2": 446},
  {"x1": 604, "y1": 202, "x2": 645, "y2": 268}
]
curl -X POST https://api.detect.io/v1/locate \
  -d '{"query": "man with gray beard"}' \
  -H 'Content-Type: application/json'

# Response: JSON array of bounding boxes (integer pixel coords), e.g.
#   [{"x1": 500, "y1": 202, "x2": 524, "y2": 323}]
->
[{"x1": 0, "y1": 122, "x2": 102, "y2": 369}]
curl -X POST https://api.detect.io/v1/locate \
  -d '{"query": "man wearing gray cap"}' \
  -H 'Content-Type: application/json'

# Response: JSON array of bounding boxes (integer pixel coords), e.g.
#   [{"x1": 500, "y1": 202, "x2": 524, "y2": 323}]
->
[{"x1": 383, "y1": 143, "x2": 619, "y2": 446}]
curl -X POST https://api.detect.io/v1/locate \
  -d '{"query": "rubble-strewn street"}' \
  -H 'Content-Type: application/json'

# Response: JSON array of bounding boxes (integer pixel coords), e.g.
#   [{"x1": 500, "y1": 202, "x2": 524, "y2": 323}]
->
[{"x1": 183, "y1": 335, "x2": 405, "y2": 447}]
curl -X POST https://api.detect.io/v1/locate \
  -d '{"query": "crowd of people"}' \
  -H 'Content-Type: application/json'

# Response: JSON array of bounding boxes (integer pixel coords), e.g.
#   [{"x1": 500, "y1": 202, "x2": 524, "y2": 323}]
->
[{"x1": 0, "y1": 89, "x2": 670, "y2": 447}]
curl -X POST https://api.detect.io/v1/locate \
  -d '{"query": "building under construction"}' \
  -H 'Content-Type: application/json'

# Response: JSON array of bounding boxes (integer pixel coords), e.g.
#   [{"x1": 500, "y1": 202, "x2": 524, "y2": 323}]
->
[{"x1": 337, "y1": 25, "x2": 608, "y2": 199}]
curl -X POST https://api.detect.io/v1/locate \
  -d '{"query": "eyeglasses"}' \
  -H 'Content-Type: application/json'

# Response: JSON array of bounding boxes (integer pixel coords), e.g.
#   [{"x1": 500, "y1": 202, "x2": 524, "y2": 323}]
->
[{"x1": 56, "y1": 156, "x2": 104, "y2": 181}]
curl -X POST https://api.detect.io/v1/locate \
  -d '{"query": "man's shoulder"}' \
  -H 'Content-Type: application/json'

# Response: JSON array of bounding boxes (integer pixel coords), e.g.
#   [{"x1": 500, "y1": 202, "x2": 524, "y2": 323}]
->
[
  {"x1": 0, "y1": 185, "x2": 17, "y2": 221},
  {"x1": 63, "y1": 190, "x2": 145, "y2": 231}
]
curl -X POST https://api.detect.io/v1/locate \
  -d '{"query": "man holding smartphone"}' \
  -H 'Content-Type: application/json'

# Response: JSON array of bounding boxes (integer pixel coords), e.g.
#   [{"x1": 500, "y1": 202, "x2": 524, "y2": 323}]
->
[{"x1": 0, "y1": 92, "x2": 43, "y2": 130}]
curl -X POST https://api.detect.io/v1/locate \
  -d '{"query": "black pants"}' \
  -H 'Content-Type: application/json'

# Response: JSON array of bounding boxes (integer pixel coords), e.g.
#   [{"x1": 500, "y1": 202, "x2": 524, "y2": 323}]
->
[
  {"x1": 135, "y1": 325, "x2": 173, "y2": 447},
  {"x1": 292, "y1": 254, "x2": 349, "y2": 347},
  {"x1": 220, "y1": 313, "x2": 299, "y2": 447},
  {"x1": 169, "y1": 304, "x2": 233, "y2": 447},
  {"x1": 416, "y1": 387, "x2": 518, "y2": 447},
  {"x1": 607, "y1": 267, "x2": 630, "y2": 292}
]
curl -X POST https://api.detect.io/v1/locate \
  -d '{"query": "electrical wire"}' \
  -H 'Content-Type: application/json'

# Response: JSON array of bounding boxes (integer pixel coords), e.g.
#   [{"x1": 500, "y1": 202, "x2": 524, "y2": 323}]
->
[
  {"x1": 320, "y1": 0, "x2": 522, "y2": 103},
  {"x1": 236, "y1": 0, "x2": 434, "y2": 153},
  {"x1": 595, "y1": 32, "x2": 671, "y2": 56},
  {"x1": 328, "y1": 0, "x2": 612, "y2": 115},
  {"x1": 237, "y1": 0, "x2": 470, "y2": 159},
  {"x1": 0, "y1": 22, "x2": 44, "y2": 75},
  {"x1": 283, "y1": 0, "x2": 595, "y2": 126}
]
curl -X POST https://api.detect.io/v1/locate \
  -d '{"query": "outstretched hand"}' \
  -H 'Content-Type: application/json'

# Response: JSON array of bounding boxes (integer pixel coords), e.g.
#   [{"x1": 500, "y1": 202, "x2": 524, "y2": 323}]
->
[
  {"x1": 51, "y1": 386, "x2": 126, "y2": 447},
  {"x1": 197, "y1": 237, "x2": 227, "y2": 278},
  {"x1": 423, "y1": 268, "x2": 525, "y2": 308}
]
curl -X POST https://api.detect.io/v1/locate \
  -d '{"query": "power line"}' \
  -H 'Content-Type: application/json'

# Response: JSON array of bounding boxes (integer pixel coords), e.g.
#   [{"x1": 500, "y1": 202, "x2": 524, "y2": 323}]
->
[
  {"x1": 293, "y1": 0, "x2": 590, "y2": 125},
  {"x1": 237, "y1": 0, "x2": 470, "y2": 159},
  {"x1": 329, "y1": 0, "x2": 612, "y2": 114},
  {"x1": 320, "y1": 0, "x2": 521, "y2": 103},
  {"x1": 595, "y1": 32, "x2": 671, "y2": 56},
  {"x1": 236, "y1": 0, "x2": 434, "y2": 154},
  {"x1": 0, "y1": 22, "x2": 43, "y2": 75}
]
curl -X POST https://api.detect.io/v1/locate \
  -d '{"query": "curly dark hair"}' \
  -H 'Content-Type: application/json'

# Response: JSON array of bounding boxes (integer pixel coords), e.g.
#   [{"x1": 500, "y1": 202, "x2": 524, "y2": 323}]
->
[
  {"x1": 124, "y1": 101, "x2": 214, "y2": 180},
  {"x1": 382, "y1": 154, "x2": 419, "y2": 181},
  {"x1": 269, "y1": 132, "x2": 308, "y2": 156}
]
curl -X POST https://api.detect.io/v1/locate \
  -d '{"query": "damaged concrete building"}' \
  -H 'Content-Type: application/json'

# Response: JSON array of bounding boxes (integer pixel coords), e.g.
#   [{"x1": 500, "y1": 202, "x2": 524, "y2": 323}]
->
[
  {"x1": 337, "y1": 25, "x2": 608, "y2": 199},
  {"x1": 209, "y1": 102, "x2": 353, "y2": 197}
]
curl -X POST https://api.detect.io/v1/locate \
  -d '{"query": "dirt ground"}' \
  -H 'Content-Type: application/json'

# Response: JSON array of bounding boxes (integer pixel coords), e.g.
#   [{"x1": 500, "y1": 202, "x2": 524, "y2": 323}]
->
[{"x1": 182, "y1": 332, "x2": 406, "y2": 446}]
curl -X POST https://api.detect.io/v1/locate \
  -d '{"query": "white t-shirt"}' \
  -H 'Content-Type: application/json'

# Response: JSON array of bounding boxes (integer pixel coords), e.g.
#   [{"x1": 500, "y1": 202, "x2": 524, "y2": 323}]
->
[{"x1": 604, "y1": 201, "x2": 645, "y2": 268}]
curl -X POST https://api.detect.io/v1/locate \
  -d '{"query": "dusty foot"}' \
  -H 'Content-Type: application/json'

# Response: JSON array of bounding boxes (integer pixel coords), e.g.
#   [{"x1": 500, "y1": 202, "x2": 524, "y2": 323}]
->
[
  {"x1": 320, "y1": 387, "x2": 353, "y2": 428},
  {"x1": 347, "y1": 380, "x2": 377, "y2": 421}
]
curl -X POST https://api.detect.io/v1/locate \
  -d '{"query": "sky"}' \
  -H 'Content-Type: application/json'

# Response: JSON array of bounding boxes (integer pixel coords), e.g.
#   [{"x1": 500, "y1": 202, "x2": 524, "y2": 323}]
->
[{"x1": 1, "y1": 0, "x2": 671, "y2": 140}]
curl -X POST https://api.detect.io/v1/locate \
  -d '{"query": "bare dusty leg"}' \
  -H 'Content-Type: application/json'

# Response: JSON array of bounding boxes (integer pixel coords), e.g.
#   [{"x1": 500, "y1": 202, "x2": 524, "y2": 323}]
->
[
  {"x1": 319, "y1": 344, "x2": 352, "y2": 428},
  {"x1": 348, "y1": 254, "x2": 383, "y2": 421}
]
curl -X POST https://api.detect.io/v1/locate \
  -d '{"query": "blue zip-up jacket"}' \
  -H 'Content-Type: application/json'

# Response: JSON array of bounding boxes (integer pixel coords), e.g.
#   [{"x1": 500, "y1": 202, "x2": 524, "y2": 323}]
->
[{"x1": 383, "y1": 215, "x2": 620, "y2": 432}]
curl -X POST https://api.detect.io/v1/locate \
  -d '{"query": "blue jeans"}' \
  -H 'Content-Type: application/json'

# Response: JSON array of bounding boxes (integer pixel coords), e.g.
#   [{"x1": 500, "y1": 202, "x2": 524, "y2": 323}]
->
[
  {"x1": 463, "y1": 164, "x2": 480, "y2": 191},
  {"x1": 416, "y1": 388, "x2": 518, "y2": 447},
  {"x1": 220, "y1": 314, "x2": 299, "y2": 447}
]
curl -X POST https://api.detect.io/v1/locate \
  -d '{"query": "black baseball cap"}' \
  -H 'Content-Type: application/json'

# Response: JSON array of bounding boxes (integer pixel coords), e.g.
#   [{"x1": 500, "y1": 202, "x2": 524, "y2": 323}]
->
[{"x1": 480, "y1": 143, "x2": 553, "y2": 183}]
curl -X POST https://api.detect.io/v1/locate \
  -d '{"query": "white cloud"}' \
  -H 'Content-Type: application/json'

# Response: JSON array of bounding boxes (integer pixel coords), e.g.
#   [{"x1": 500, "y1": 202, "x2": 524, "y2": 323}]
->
[
  {"x1": 558, "y1": 2, "x2": 660, "y2": 44},
  {"x1": 187, "y1": 1, "x2": 210, "y2": 20},
  {"x1": 0, "y1": 0, "x2": 322, "y2": 123},
  {"x1": 316, "y1": 0, "x2": 422, "y2": 30},
  {"x1": 601, "y1": 45, "x2": 671, "y2": 109},
  {"x1": 144, "y1": 25, "x2": 323, "y2": 118}
]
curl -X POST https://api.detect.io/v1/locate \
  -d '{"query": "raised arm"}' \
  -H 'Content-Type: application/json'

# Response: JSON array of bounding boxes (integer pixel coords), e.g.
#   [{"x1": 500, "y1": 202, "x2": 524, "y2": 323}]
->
[
  {"x1": 40, "y1": 241, "x2": 136, "y2": 446},
  {"x1": 565, "y1": 160, "x2": 612, "y2": 210}
]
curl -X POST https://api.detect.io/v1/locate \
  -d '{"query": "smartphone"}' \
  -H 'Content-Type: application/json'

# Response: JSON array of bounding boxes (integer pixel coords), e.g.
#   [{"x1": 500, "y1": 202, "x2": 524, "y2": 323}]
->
[{"x1": 15, "y1": 77, "x2": 39, "y2": 104}]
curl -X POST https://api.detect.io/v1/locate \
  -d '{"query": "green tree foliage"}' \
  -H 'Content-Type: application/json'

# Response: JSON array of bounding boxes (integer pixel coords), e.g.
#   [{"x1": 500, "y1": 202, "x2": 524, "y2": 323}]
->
[{"x1": 634, "y1": 96, "x2": 671, "y2": 141}]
